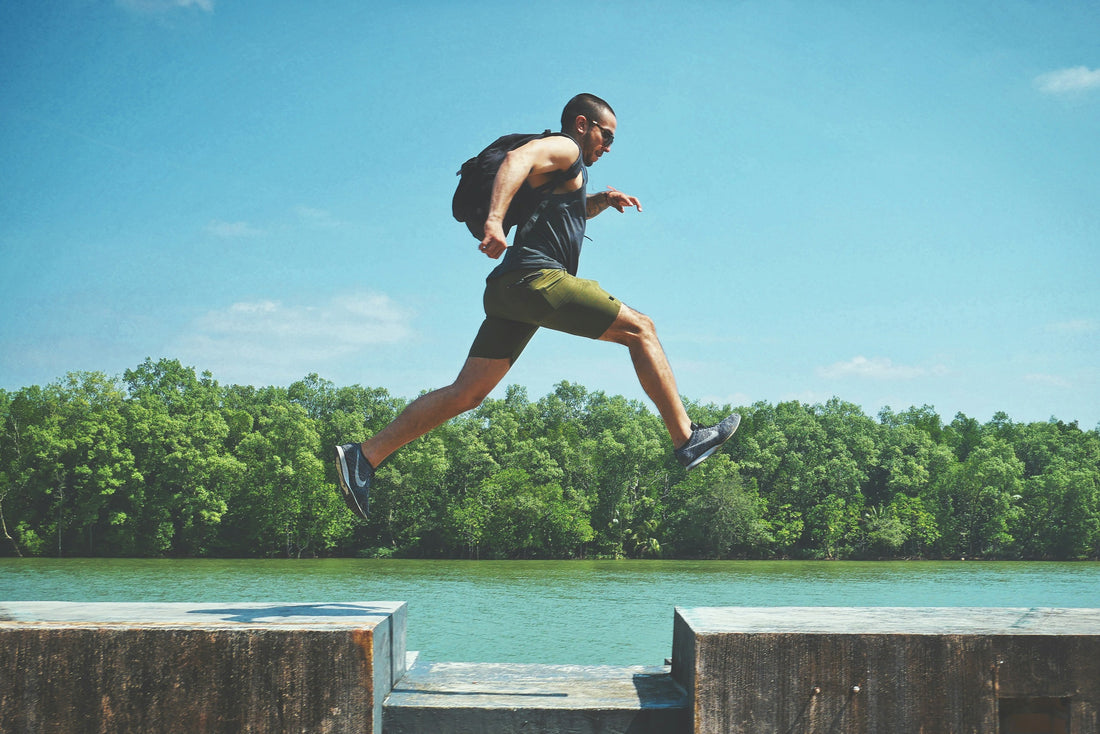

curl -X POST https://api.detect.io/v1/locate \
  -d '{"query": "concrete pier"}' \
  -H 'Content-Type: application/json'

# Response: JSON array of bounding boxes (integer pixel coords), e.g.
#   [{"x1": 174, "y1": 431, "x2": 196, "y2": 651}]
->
[
  {"x1": 383, "y1": 657, "x2": 688, "y2": 733},
  {"x1": 0, "y1": 601, "x2": 406, "y2": 734},
  {"x1": 5, "y1": 602, "x2": 1099, "y2": 733},
  {"x1": 672, "y1": 606, "x2": 1100, "y2": 734}
]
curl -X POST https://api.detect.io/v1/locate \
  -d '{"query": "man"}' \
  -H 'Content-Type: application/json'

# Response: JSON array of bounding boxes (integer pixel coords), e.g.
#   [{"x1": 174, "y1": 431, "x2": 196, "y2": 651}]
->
[{"x1": 336, "y1": 93, "x2": 739, "y2": 519}]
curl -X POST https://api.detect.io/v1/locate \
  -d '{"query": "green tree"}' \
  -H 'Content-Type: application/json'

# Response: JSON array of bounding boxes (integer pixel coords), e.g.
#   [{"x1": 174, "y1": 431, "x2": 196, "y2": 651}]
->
[
  {"x1": 0, "y1": 388, "x2": 19, "y2": 555},
  {"x1": 3, "y1": 356, "x2": 1097, "y2": 561},
  {"x1": 665, "y1": 456, "x2": 768, "y2": 558},
  {"x1": 458, "y1": 467, "x2": 591, "y2": 559},
  {"x1": 373, "y1": 433, "x2": 450, "y2": 555},
  {"x1": 123, "y1": 359, "x2": 239, "y2": 556},
  {"x1": 931, "y1": 437, "x2": 1023, "y2": 557},
  {"x1": 1, "y1": 373, "x2": 141, "y2": 556},
  {"x1": 889, "y1": 494, "x2": 940, "y2": 557},
  {"x1": 944, "y1": 412, "x2": 982, "y2": 461},
  {"x1": 225, "y1": 394, "x2": 345, "y2": 557},
  {"x1": 1013, "y1": 461, "x2": 1100, "y2": 559},
  {"x1": 860, "y1": 504, "x2": 908, "y2": 556}
]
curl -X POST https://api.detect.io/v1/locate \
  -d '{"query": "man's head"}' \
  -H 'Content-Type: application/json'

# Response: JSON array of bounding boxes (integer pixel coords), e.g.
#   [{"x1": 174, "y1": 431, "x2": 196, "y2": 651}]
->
[{"x1": 561, "y1": 93, "x2": 616, "y2": 166}]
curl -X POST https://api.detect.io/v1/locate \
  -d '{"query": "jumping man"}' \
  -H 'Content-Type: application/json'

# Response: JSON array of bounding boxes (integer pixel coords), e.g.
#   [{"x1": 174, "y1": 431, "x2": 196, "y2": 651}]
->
[{"x1": 335, "y1": 93, "x2": 739, "y2": 519}]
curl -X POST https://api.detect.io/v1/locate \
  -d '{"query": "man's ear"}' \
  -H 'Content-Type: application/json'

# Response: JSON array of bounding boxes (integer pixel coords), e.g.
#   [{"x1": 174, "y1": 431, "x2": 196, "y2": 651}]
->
[{"x1": 572, "y1": 114, "x2": 588, "y2": 136}]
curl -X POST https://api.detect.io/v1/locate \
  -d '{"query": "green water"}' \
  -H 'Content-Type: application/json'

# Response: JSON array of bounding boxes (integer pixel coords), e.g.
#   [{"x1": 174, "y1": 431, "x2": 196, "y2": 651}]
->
[{"x1": 2, "y1": 559, "x2": 1098, "y2": 665}]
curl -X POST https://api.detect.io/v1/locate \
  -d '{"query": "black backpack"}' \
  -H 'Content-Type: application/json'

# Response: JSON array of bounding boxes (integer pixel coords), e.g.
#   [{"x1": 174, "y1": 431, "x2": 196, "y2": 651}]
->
[{"x1": 452, "y1": 130, "x2": 574, "y2": 239}]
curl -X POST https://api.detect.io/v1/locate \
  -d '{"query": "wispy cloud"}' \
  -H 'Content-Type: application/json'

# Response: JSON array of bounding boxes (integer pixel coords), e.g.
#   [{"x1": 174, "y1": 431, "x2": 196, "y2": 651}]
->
[
  {"x1": 205, "y1": 220, "x2": 265, "y2": 239},
  {"x1": 171, "y1": 292, "x2": 414, "y2": 384},
  {"x1": 295, "y1": 206, "x2": 345, "y2": 229},
  {"x1": 1046, "y1": 319, "x2": 1098, "y2": 335},
  {"x1": 117, "y1": 0, "x2": 214, "y2": 12},
  {"x1": 1035, "y1": 66, "x2": 1100, "y2": 95},
  {"x1": 1025, "y1": 373, "x2": 1072, "y2": 389},
  {"x1": 818, "y1": 356, "x2": 946, "y2": 381}
]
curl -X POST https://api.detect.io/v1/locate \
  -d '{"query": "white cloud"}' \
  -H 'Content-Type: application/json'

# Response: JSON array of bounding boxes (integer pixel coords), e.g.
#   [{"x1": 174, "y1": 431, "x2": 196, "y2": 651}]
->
[
  {"x1": 1035, "y1": 66, "x2": 1100, "y2": 95},
  {"x1": 117, "y1": 0, "x2": 214, "y2": 12},
  {"x1": 295, "y1": 206, "x2": 345, "y2": 229},
  {"x1": 818, "y1": 356, "x2": 945, "y2": 381},
  {"x1": 1025, "y1": 373, "x2": 1072, "y2": 389},
  {"x1": 1046, "y1": 319, "x2": 1098, "y2": 335},
  {"x1": 205, "y1": 220, "x2": 265, "y2": 239},
  {"x1": 171, "y1": 292, "x2": 414, "y2": 384}
]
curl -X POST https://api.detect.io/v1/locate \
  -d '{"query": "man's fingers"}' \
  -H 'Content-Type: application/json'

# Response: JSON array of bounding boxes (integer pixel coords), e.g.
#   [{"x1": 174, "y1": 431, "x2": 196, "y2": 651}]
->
[
  {"x1": 606, "y1": 186, "x2": 642, "y2": 212},
  {"x1": 479, "y1": 241, "x2": 507, "y2": 258}
]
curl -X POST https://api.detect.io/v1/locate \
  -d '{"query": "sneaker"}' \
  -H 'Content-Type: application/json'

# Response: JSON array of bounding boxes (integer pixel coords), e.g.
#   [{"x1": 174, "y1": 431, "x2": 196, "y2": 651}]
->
[
  {"x1": 334, "y1": 443, "x2": 373, "y2": 520},
  {"x1": 675, "y1": 414, "x2": 741, "y2": 469}
]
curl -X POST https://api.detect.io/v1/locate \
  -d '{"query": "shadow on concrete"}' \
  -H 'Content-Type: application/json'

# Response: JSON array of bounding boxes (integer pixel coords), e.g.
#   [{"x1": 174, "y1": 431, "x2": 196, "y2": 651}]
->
[
  {"x1": 632, "y1": 671, "x2": 689, "y2": 709},
  {"x1": 185, "y1": 602, "x2": 395, "y2": 624},
  {"x1": 630, "y1": 671, "x2": 691, "y2": 734}
]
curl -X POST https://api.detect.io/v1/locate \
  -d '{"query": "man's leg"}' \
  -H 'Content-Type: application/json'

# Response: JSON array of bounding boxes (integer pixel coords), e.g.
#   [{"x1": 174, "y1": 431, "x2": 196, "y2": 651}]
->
[
  {"x1": 597, "y1": 304, "x2": 741, "y2": 469},
  {"x1": 360, "y1": 356, "x2": 512, "y2": 467},
  {"x1": 336, "y1": 305, "x2": 532, "y2": 521},
  {"x1": 598, "y1": 304, "x2": 693, "y2": 447}
]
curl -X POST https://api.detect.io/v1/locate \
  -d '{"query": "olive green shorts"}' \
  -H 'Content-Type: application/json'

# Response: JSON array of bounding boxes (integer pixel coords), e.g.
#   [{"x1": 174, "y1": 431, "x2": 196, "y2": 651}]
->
[{"x1": 469, "y1": 269, "x2": 622, "y2": 363}]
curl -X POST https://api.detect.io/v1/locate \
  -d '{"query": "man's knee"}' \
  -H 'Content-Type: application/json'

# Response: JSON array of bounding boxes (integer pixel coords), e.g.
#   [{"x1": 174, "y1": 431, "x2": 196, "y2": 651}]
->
[
  {"x1": 632, "y1": 309, "x2": 657, "y2": 338},
  {"x1": 447, "y1": 357, "x2": 510, "y2": 413},
  {"x1": 603, "y1": 305, "x2": 657, "y2": 346},
  {"x1": 450, "y1": 383, "x2": 491, "y2": 413}
]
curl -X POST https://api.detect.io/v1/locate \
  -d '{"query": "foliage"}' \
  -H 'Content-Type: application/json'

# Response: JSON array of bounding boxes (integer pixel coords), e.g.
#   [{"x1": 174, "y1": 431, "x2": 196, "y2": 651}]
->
[{"x1": 1, "y1": 359, "x2": 1098, "y2": 559}]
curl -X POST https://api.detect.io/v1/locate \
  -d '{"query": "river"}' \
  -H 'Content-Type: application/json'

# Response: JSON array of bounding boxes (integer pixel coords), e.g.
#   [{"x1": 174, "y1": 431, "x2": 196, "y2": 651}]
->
[{"x1": 2, "y1": 559, "x2": 1097, "y2": 665}]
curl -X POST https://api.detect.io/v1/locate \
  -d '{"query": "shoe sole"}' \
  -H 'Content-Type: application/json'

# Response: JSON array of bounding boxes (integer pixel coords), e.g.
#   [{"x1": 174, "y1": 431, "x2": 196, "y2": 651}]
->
[
  {"x1": 683, "y1": 445, "x2": 720, "y2": 470},
  {"x1": 334, "y1": 445, "x2": 370, "y2": 520},
  {"x1": 683, "y1": 414, "x2": 742, "y2": 470}
]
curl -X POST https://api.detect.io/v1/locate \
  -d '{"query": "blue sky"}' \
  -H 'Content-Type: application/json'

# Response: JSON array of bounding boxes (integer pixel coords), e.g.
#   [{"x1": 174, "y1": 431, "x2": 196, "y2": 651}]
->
[{"x1": 2, "y1": 0, "x2": 1098, "y2": 428}]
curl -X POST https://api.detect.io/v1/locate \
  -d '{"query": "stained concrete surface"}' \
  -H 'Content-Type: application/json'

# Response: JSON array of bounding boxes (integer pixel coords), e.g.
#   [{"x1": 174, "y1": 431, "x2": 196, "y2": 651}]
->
[
  {"x1": 384, "y1": 659, "x2": 689, "y2": 733},
  {"x1": 1, "y1": 601, "x2": 407, "y2": 734},
  {"x1": 673, "y1": 606, "x2": 1100, "y2": 734}
]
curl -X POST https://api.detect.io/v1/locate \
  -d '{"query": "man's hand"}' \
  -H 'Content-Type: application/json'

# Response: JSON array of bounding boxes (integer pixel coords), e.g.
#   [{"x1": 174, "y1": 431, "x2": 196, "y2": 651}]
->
[
  {"x1": 605, "y1": 185, "x2": 643, "y2": 213},
  {"x1": 588, "y1": 185, "x2": 643, "y2": 218},
  {"x1": 479, "y1": 220, "x2": 508, "y2": 259}
]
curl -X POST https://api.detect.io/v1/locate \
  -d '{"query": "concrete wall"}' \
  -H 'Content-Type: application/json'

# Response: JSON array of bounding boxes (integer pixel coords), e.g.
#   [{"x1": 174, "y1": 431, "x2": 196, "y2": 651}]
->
[
  {"x1": 672, "y1": 607, "x2": 1100, "y2": 734},
  {"x1": 6, "y1": 602, "x2": 1098, "y2": 733},
  {"x1": 0, "y1": 601, "x2": 406, "y2": 734}
]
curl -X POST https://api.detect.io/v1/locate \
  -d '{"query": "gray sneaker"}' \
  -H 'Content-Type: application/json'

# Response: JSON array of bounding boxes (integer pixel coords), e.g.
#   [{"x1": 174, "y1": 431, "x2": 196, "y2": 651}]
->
[
  {"x1": 675, "y1": 414, "x2": 741, "y2": 469},
  {"x1": 335, "y1": 443, "x2": 373, "y2": 520}
]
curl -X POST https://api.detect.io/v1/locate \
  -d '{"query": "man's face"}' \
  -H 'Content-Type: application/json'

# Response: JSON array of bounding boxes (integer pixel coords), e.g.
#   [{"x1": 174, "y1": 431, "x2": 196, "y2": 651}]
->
[{"x1": 581, "y1": 114, "x2": 616, "y2": 166}]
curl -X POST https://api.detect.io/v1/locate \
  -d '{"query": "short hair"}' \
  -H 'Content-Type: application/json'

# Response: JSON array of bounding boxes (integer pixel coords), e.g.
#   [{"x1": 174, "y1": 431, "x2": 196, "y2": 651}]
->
[{"x1": 561, "y1": 93, "x2": 615, "y2": 131}]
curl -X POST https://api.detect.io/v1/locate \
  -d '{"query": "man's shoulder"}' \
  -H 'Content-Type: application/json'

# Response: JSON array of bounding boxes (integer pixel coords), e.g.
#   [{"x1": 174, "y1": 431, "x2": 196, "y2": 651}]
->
[{"x1": 521, "y1": 132, "x2": 581, "y2": 159}]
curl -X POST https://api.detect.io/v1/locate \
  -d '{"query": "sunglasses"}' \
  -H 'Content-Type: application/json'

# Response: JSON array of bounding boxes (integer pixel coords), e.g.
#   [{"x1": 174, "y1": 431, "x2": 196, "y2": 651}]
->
[{"x1": 588, "y1": 119, "x2": 614, "y2": 147}]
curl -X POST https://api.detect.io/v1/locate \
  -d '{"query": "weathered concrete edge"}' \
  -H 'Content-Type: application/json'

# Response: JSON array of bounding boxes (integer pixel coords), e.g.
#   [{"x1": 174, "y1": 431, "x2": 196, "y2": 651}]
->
[
  {"x1": 674, "y1": 606, "x2": 1100, "y2": 636},
  {"x1": 671, "y1": 606, "x2": 1100, "y2": 734},
  {"x1": 385, "y1": 660, "x2": 685, "y2": 709},
  {"x1": 371, "y1": 601, "x2": 408, "y2": 731},
  {"x1": 0, "y1": 601, "x2": 408, "y2": 734},
  {"x1": 0, "y1": 600, "x2": 407, "y2": 628}
]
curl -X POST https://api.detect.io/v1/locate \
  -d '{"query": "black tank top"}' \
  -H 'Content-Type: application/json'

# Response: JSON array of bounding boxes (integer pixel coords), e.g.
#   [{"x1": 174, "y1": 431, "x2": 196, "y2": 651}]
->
[{"x1": 488, "y1": 151, "x2": 587, "y2": 278}]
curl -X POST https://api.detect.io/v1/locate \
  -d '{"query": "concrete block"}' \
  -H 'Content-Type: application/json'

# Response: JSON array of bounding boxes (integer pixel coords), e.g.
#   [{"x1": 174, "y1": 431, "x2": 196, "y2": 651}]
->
[
  {"x1": 0, "y1": 601, "x2": 407, "y2": 734},
  {"x1": 672, "y1": 607, "x2": 1100, "y2": 734},
  {"x1": 384, "y1": 660, "x2": 688, "y2": 733}
]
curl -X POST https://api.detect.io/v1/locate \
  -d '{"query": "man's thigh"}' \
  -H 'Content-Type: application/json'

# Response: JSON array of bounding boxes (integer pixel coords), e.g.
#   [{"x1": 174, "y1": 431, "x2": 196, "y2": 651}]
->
[
  {"x1": 468, "y1": 316, "x2": 538, "y2": 364},
  {"x1": 471, "y1": 269, "x2": 623, "y2": 363},
  {"x1": 490, "y1": 269, "x2": 622, "y2": 335}
]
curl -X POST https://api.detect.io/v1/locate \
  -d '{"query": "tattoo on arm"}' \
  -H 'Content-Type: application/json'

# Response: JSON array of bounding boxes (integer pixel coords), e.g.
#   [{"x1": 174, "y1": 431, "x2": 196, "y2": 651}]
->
[{"x1": 586, "y1": 191, "x2": 609, "y2": 219}]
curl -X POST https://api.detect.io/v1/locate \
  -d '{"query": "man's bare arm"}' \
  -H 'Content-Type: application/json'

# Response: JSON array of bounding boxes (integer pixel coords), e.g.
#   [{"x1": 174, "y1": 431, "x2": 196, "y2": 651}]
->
[
  {"x1": 479, "y1": 136, "x2": 582, "y2": 259},
  {"x1": 586, "y1": 186, "x2": 643, "y2": 219}
]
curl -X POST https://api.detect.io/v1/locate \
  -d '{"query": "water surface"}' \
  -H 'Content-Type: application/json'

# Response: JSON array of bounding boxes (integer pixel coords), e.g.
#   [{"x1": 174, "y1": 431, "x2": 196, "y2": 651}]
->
[{"x1": 3, "y1": 559, "x2": 1097, "y2": 665}]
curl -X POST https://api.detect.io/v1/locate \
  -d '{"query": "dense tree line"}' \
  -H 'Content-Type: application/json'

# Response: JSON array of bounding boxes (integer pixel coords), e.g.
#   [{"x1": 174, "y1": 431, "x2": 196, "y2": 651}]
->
[{"x1": 1, "y1": 358, "x2": 1098, "y2": 560}]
